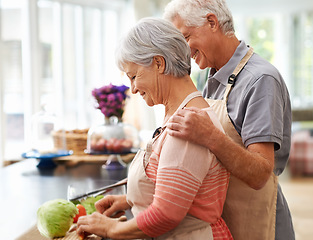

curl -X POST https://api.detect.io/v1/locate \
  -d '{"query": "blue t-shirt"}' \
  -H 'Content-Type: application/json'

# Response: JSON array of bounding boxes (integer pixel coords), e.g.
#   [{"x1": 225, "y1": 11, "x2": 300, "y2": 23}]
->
[{"x1": 203, "y1": 41, "x2": 294, "y2": 240}]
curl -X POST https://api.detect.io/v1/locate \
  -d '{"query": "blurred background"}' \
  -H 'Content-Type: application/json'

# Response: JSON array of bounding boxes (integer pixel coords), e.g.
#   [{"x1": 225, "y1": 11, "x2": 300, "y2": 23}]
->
[{"x1": 0, "y1": 0, "x2": 312, "y2": 239}]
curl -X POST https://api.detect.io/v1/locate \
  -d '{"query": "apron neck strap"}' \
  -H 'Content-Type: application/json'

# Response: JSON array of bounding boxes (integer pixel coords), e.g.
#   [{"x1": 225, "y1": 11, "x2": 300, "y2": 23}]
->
[
  {"x1": 177, "y1": 91, "x2": 202, "y2": 110},
  {"x1": 153, "y1": 91, "x2": 202, "y2": 139},
  {"x1": 224, "y1": 47, "x2": 254, "y2": 100}
]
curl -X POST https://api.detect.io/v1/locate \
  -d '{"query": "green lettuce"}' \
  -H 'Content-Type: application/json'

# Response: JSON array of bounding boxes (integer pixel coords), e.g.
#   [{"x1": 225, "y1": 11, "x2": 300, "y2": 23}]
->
[
  {"x1": 80, "y1": 195, "x2": 104, "y2": 215},
  {"x1": 37, "y1": 199, "x2": 78, "y2": 238}
]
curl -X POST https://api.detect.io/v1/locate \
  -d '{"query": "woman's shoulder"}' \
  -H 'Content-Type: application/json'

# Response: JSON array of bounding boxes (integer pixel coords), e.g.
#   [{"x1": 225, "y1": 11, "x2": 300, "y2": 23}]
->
[
  {"x1": 201, "y1": 107, "x2": 225, "y2": 133},
  {"x1": 185, "y1": 95, "x2": 209, "y2": 109}
]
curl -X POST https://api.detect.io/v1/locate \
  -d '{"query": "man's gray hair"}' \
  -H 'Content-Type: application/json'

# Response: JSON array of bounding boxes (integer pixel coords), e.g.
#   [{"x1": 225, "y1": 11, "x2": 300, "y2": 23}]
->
[
  {"x1": 115, "y1": 17, "x2": 191, "y2": 78},
  {"x1": 163, "y1": 0, "x2": 235, "y2": 36}
]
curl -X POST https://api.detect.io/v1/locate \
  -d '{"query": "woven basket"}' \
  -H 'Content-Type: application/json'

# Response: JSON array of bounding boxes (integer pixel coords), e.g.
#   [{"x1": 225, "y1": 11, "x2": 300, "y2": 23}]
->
[{"x1": 52, "y1": 129, "x2": 89, "y2": 155}]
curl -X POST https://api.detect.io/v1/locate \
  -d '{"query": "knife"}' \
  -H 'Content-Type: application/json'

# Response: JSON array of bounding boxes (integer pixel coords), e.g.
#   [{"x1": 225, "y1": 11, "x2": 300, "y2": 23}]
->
[{"x1": 68, "y1": 178, "x2": 127, "y2": 201}]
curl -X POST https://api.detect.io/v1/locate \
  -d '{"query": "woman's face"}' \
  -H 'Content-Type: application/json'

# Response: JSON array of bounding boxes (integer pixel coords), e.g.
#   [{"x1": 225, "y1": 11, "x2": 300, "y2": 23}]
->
[
  {"x1": 124, "y1": 61, "x2": 162, "y2": 107},
  {"x1": 172, "y1": 15, "x2": 214, "y2": 70}
]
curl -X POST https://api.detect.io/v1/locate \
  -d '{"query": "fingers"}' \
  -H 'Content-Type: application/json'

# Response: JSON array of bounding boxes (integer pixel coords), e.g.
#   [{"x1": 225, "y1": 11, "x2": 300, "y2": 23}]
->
[
  {"x1": 166, "y1": 122, "x2": 181, "y2": 132},
  {"x1": 77, "y1": 215, "x2": 88, "y2": 225},
  {"x1": 171, "y1": 108, "x2": 190, "y2": 119},
  {"x1": 95, "y1": 196, "x2": 112, "y2": 214},
  {"x1": 76, "y1": 216, "x2": 90, "y2": 238},
  {"x1": 167, "y1": 107, "x2": 211, "y2": 142},
  {"x1": 167, "y1": 114, "x2": 184, "y2": 124},
  {"x1": 103, "y1": 206, "x2": 121, "y2": 217},
  {"x1": 168, "y1": 107, "x2": 203, "y2": 125},
  {"x1": 77, "y1": 212, "x2": 118, "y2": 239}
]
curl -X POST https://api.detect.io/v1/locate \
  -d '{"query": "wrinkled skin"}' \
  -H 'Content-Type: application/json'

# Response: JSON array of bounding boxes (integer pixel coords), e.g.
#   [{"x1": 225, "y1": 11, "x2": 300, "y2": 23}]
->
[
  {"x1": 166, "y1": 107, "x2": 275, "y2": 190},
  {"x1": 76, "y1": 195, "x2": 148, "y2": 239}
]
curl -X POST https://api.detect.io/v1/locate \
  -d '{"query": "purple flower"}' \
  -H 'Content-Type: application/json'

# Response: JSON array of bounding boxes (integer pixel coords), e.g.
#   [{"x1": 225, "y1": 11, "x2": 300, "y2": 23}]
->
[
  {"x1": 107, "y1": 93, "x2": 116, "y2": 103},
  {"x1": 92, "y1": 84, "x2": 129, "y2": 118}
]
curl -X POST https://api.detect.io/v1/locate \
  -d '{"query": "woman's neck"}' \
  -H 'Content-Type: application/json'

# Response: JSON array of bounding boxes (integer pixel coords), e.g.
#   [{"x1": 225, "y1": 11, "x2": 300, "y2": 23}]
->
[{"x1": 162, "y1": 75, "x2": 198, "y2": 125}]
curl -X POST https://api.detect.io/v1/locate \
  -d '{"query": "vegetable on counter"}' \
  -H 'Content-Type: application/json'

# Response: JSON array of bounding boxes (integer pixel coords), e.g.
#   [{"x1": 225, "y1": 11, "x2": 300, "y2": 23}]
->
[
  {"x1": 37, "y1": 199, "x2": 78, "y2": 238},
  {"x1": 73, "y1": 204, "x2": 87, "y2": 223},
  {"x1": 80, "y1": 195, "x2": 104, "y2": 215}
]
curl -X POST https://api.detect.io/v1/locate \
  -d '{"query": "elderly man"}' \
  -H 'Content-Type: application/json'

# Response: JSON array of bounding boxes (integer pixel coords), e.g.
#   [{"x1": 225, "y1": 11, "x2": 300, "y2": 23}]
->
[{"x1": 164, "y1": 0, "x2": 295, "y2": 239}]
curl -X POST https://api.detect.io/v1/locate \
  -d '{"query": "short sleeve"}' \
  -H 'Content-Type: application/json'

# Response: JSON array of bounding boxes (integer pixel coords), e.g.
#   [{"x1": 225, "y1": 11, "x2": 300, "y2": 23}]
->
[{"x1": 239, "y1": 75, "x2": 284, "y2": 150}]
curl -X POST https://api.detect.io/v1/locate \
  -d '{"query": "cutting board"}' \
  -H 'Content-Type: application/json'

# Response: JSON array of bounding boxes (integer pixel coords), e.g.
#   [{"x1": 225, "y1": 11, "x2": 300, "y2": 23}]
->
[{"x1": 16, "y1": 224, "x2": 102, "y2": 240}]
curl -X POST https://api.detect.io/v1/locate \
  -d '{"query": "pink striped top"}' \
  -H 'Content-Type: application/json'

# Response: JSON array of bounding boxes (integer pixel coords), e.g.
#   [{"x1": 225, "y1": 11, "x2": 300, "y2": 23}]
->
[{"x1": 136, "y1": 107, "x2": 233, "y2": 239}]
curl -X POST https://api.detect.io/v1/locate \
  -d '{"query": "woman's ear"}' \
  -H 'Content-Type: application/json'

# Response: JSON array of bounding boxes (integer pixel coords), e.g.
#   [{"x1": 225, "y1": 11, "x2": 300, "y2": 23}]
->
[
  {"x1": 153, "y1": 56, "x2": 166, "y2": 74},
  {"x1": 206, "y1": 13, "x2": 219, "y2": 32}
]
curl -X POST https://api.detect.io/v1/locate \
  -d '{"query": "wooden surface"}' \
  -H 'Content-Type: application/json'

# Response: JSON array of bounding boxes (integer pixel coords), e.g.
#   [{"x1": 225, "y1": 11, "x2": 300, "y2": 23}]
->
[
  {"x1": 55, "y1": 153, "x2": 135, "y2": 163},
  {"x1": 3, "y1": 153, "x2": 136, "y2": 167}
]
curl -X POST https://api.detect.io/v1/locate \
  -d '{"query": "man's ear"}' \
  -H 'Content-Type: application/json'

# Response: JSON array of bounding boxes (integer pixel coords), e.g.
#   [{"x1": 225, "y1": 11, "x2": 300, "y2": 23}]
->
[
  {"x1": 206, "y1": 13, "x2": 219, "y2": 32},
  {"x1": 153, "y1": 56, "x2": 166, "y2": 74}
]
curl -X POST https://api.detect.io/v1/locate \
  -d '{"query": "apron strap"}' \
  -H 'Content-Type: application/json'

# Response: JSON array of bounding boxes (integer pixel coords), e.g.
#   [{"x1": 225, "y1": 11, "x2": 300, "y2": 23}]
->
[
  {"x1": 153, "y1": 91, "x2": 202, "y2": 139},
  {"x1": 223, "y1": 47, "x2": 254, "y2": 101},
  {"x1": 147, "y1": 91, "x2": 203, "y2": 162},
  {"x1": 177, "y1": 91, "x2": 203, "y2": 110},
  {"x1": 155, "y1": 91, "x2": 202, "y2": 138}
]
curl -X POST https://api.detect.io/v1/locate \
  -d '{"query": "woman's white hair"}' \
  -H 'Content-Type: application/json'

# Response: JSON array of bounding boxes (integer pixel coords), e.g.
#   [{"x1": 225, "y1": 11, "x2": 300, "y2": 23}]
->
[
  {"x1": 163, "y1": 0, "x2": 235, "y2": 36},
  {"x1": 115, "y1": 17, "x2": 191, "y2": 78}
]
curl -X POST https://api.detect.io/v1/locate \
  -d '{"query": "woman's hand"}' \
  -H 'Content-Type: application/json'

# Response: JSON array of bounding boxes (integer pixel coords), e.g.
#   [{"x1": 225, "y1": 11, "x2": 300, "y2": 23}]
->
[
  {"x1": 76, "y1": 212, "x2": 120, "y2": 238},
  {"x1": 77, "y1": 213, "x2": 148, "y2": 240},
  {"x1": 95, "y1": 194, "x2": 130, "y2": 218}
]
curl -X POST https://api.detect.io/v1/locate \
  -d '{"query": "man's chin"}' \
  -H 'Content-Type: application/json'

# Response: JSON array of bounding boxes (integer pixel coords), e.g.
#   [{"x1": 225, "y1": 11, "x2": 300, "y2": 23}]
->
[
  {"x1": 195, "y1": 59, "x2": 207, "y2": 70},
  {"x1": 198, "y1": 63, "x2": 208, "y2": 70}
]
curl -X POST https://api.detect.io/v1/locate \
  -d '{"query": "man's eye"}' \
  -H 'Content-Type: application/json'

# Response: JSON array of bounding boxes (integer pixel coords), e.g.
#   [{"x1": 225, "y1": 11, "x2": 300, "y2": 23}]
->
[{"x1": 132, "y1": 76, "x2": 136, "y2": 80}]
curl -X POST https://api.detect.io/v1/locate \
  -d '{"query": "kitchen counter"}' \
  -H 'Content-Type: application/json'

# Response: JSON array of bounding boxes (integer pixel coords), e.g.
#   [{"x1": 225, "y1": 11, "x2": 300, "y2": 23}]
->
[{"x1": 0, "y1": 158, "x2": 129, "y2": 240}]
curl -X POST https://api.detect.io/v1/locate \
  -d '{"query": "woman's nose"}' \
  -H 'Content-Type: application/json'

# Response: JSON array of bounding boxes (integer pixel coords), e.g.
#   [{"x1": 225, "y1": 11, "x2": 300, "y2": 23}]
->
[{"x1": 131, "y1": 83, "x2": 138, "y2": 94}]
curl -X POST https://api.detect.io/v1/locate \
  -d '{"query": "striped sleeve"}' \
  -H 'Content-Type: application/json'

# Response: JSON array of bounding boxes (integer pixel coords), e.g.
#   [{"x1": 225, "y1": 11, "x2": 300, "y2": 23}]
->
[
  {"x1": 136, "y1": 135, "x2": 213, "y2": 237},
  {"x1": 136, "y1": 167, "x2": 201, "y2": 237}
]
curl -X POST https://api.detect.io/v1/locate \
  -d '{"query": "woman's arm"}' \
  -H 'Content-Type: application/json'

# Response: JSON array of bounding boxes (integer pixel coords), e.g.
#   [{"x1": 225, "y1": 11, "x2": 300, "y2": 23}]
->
[
  {"x1": 166, "y1": 107, "x2": 274, "y2": 190},
  {"x1": 135, "y1": 134, "x2": 213, "y2": 237}
]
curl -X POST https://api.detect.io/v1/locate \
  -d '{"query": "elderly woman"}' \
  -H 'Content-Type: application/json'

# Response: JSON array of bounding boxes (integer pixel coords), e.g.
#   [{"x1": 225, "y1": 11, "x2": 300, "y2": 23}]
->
[{"x1": 77, "y1": 18, "x2": 232, "y2": 240}]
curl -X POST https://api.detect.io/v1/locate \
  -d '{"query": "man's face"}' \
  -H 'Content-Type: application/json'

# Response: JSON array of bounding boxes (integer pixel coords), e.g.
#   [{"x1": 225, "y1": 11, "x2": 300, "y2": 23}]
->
[{"x1": 172, "y1": 15, "x2": 215, "y2": 70}]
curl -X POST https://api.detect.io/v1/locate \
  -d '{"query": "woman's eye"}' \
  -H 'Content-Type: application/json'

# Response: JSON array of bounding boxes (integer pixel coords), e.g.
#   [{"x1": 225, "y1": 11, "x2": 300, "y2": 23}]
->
[{"x1": 131, "y1": 76, "x2": 136, "y2": 80}]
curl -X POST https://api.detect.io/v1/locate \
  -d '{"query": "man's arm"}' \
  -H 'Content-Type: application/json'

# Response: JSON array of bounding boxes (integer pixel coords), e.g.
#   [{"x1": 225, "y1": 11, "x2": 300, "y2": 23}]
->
[{"x1": 166, "y1": 107, "x2": 274, "y2": 190}]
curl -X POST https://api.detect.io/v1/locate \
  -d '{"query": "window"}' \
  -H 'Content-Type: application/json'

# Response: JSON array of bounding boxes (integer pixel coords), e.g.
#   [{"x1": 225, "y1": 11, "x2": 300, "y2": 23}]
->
[
  {"x1": 234, "y1": 11, "x2": 313, "y2": 109},
  {"x1": 1, "y1": 0, "x2": 313, "y2": 165},
  {"x1": 291, "y1": 12, "x2": 313, "y2": 108},
  {"x1": 0, "y1": 0, "x2": 130, "y2": 164},
  {"x1": 0, "y1": 0, "x2": 23, "y2": 162}
]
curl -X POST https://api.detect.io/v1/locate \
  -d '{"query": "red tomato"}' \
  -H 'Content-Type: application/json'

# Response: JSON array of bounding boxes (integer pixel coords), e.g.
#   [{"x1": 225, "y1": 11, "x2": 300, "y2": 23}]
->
[
  {"x1": 105, "y1": 138, "x2": 116, "y2": 152},
  {"x1": 113, "y1": 139, "x2": 123, "y2": 153},
  {"x1": 121, "y1": 139, "x2": 133, "y2": 152},
  {"x1": 73, "y1": 204, "x2": 87, "y2": 223},
  {"x1": 93, "y1": 138, "x2": 107, "y2": 152}
]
